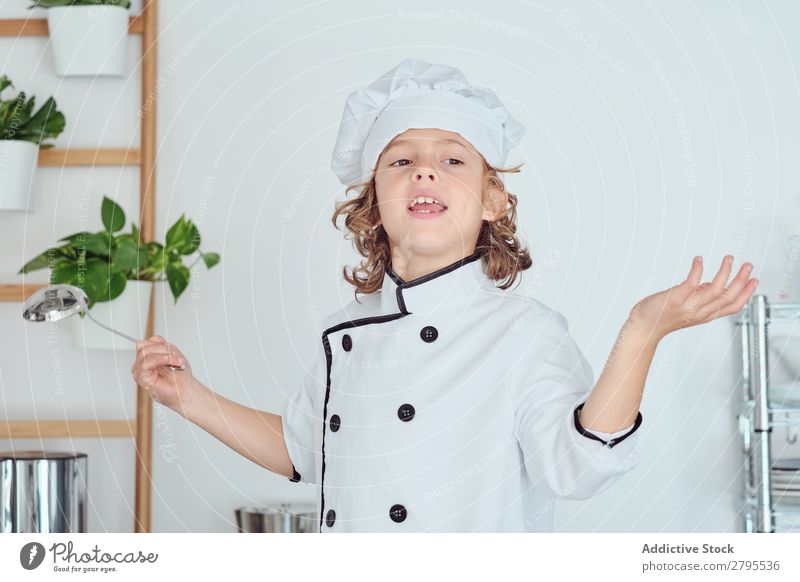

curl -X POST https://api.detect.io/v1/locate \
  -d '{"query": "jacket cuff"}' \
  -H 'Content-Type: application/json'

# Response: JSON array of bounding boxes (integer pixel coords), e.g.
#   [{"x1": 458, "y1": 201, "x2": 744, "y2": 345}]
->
[{"x1": 573, "y1": 402, "x2": 643, "y2": 448}]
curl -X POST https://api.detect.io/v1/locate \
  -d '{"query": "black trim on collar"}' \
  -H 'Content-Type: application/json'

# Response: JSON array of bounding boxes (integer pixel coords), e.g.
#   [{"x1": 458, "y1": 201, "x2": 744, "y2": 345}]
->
[
  {"x1": 385, "y1": 266, "x2": 406, "y2": 287},
  {"x1": 289, "y1": 465, "x2": 301, "y2": 482},
  {"x1": 386, "y1": 251, "x2": 483, "y2": 315},
  {"x1": 386, "y1": 250, "x2": 482, "y2": 287},
  {"x1": 573, "y1": 402, "x2": 643, "y2": 448}
]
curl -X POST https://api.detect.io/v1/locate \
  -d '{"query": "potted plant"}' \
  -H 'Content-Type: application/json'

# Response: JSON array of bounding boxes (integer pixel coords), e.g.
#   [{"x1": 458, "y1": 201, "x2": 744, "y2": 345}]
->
[
  {"x1": 19, "y1": 195, "x2": 221, "y2": 350},
  {"x1": 0, "y1": 75, "x2": 65, "y2": 211},
  {"x1": 29, "y1": 0, "x2": 132, "y2": 77}
]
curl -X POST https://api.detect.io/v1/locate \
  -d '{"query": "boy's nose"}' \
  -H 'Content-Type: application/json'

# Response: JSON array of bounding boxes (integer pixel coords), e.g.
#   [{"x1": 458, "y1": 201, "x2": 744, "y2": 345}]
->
[{"x1": 413, "y1": 167, "x2": 438, "y2": 182}]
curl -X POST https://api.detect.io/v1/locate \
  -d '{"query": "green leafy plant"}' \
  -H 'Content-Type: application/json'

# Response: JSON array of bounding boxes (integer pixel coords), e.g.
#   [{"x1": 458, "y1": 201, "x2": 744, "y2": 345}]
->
[
  {"x1": 28, "y1": 0, "x2": 131, "y2": 8},
  {"x1": 19, "y1": 196, "x2": 220, "y2": 308},
  {"x1": 0, "y1": 75, "x2": 65, "y2": 148}
]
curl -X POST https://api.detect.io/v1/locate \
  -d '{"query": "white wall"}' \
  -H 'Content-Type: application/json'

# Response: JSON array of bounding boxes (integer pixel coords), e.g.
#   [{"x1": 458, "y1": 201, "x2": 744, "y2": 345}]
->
[{"x1": 1, "y1": 0, "x2": 799, "y2": 532}]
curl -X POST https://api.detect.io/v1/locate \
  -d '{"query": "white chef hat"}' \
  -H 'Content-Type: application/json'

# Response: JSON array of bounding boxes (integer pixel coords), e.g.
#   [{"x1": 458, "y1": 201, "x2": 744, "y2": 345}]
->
[{"x1": 330, "y1": 57, "x2": 526, "y2": 188}]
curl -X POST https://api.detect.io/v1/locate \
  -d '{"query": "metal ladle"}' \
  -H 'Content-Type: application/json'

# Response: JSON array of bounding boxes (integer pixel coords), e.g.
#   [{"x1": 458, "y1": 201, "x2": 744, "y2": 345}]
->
[{"x1": 22, "y1": 284, "x2": 185, "y2": 371}]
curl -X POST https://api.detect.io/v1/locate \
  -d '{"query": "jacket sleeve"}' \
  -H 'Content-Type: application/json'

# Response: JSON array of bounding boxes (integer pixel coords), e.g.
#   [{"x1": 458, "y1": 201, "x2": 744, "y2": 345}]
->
[
  {"x1": 281, "y1": 336, "x2": 327, "y2": 485},
  {"x1": 513, "y1": 309, "x2": 643, "y2": 500}
]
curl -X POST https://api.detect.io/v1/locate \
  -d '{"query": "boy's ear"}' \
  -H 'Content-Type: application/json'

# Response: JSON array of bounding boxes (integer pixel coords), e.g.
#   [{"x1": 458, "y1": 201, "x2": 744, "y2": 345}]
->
[{"x1": 481, "y1": 181, "x2": 508, "y2": 222}]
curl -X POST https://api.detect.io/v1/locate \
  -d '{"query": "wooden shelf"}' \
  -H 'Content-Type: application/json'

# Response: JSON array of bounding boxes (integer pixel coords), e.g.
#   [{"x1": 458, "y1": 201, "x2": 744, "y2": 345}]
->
[
  {"x1": 39, "y1": 148, "x2": 141, "y2": 167},
  {"x1": 0, "y1": 283, "x2": 46, "y2": 303},
  {"x1": 1, "y1": 419, "x2": 136, "y2": 439},
  {"x1": 0, "y1": 15, "x2": 143, "y2": 37}
]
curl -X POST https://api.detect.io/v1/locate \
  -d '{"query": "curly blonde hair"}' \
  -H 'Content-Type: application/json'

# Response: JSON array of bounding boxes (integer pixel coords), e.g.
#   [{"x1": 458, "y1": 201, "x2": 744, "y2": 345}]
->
[{"x1": 331, "y1": 159, "x2": 532, "y2": 302}]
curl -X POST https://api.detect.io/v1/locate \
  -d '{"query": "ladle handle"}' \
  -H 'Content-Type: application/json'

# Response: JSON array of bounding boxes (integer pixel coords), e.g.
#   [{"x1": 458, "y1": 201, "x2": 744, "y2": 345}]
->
[
  {"x1": 81, "y1": 301, "x2": 185, "y2": 371},
  {"x1": 82, "y1": 307, "x2": 139, "y2": 344}
]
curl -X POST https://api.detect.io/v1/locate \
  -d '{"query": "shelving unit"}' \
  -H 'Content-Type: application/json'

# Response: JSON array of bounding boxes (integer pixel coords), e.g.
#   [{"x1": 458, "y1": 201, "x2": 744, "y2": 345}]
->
[
  {"x1": 0, "y1": 0, "x2": 159, "y2": 532},
  {"x1": 737, "y1": 294, "x2": 800, "y2": 533}
]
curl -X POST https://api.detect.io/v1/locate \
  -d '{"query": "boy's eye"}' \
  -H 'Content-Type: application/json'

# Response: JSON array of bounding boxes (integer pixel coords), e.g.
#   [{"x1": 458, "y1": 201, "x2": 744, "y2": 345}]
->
[{"x1": 390, "y1": 158, "x2": 464, "y2": 167}]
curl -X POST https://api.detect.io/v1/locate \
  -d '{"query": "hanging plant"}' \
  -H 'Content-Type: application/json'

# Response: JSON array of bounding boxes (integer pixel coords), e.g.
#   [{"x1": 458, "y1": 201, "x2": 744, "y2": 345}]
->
[
  {"x1": 19, "y1": 196, "x2": 221, "y2": 308},
  {"x1": 29, "y1": 0, "x2": 132, "y2": 78},
  {"x1": 0, "y1": 75, "x2": 65, "y2": 211},
  {"x1": 0, "y1": 74, "x2": 65, "y2": 148},
  {"x1": 29, "y1": 0, "x2": 131, "y2": 8}
]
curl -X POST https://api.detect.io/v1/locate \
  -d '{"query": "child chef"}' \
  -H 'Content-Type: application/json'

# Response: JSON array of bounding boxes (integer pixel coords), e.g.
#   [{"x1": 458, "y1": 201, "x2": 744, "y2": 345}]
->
[{"x1": 131, "y1": 58, "x2": 758, "y2": 533}]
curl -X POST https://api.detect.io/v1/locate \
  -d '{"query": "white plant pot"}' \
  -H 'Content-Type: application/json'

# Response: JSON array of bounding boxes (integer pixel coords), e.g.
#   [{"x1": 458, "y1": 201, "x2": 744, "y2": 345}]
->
[
  {"x1": 71, "y1": 280, "x2": 153, "y2": 351},
  {"x1": 0, "y1": 141, "x2": 39, "y2": 212},
  {"x1": 46, "y1": 5, "x2": 130, "y2": 77}
]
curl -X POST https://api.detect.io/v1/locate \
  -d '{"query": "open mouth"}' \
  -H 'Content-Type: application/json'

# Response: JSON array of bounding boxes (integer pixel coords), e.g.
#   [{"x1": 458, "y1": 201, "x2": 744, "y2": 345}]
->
[{"x1": 407, "y1": 196, "x2": 447, "y2": 215}]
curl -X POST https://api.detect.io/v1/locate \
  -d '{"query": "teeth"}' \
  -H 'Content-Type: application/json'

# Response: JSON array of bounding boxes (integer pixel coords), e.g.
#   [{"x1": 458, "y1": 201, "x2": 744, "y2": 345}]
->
[{"x1": 409, "y1": 196, "x2": 446, "y2": 210}]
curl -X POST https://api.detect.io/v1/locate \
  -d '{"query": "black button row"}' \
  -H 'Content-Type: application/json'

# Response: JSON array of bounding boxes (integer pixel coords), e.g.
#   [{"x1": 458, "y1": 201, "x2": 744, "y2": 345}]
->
[
  {"x1": 324, "y1": 504, "x2": 407, "y2": 527},
  {"x1": 328, "y1": 404, "x2": 415, "y2": 432},
  {"x1": 325, "y1": 326, "x2": 430, "y2": 527},
  {"x1": 340, "y1": 326, "x2": 439, "y2": 352}
]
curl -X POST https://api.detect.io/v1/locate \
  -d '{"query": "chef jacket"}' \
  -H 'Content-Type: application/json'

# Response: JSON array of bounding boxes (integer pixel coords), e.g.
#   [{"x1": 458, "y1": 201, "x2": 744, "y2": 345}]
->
[{"x1": 281, "y1": 250, "x2": 643, "y2": 532}]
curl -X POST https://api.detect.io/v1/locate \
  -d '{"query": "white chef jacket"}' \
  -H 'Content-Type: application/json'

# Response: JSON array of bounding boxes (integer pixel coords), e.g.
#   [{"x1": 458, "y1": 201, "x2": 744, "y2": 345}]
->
[{"x1": 281, "y1": 250, "x2": 643, "y2": 532}]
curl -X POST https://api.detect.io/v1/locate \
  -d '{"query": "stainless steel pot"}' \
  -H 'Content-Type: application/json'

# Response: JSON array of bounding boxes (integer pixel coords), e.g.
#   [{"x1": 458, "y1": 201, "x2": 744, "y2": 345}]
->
[
  {"x1": 0, "y1": 450, "x2": 88, "y2": 533},
  {"x1": 235, "y1": 502, "x2": 317, "y2": 533}
]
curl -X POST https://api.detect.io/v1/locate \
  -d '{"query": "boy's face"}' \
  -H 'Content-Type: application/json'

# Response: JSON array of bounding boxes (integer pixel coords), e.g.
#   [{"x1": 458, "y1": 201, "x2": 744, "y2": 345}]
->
[{"x1": 372, "y1": 128, "x2": 506, "y2": 261}]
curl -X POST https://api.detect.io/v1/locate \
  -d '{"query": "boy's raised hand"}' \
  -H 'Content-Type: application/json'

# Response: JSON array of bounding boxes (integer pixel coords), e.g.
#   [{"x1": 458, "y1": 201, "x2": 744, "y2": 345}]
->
[
  {"x1": 629, "y1": 255, "x2": 758, "y2": 341},
  {"x1": 131, "y1": 335, "x2": 196, "y2": 411}
]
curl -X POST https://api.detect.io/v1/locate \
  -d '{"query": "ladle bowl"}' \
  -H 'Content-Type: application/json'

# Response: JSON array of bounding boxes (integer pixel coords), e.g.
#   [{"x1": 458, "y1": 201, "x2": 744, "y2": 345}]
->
[{"x1": 22, "y1": 284, "x2": 185, "y2": 371}]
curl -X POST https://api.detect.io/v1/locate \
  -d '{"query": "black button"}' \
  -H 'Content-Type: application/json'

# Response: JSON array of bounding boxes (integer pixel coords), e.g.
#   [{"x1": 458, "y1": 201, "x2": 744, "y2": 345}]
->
[
  {"x1": 389, "y1": 504, "x2": 407, "y2": 523},
  {"x1": 397, "y1": 404, "x2": 415, "y2": 422},
  {"x1": 342, "y1": 334, "x2": 352, "y2": 351},
  {"x1": 420, "y1": 326, "x2": 438, "y2": 343},
  {"x1": 330, "y1": 414, "x2": 340, "y2": 432},
  {"x1": 326, "y1": 509, "x2": 336, "y2": 527}
]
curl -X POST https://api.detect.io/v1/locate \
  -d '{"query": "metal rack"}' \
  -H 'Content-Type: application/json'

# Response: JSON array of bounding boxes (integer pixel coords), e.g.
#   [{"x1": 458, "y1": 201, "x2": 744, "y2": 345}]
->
[{"x1": 737, "y1": 294, "x2": 800, "y2": 532}]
